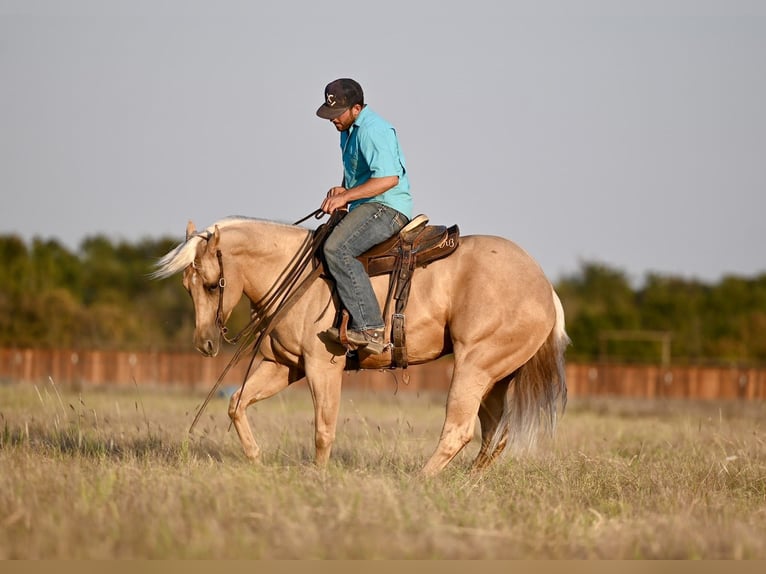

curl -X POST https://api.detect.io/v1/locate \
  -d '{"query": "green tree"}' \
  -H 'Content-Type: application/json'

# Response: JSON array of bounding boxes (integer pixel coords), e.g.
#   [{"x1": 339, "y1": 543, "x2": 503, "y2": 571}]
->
[
  {"x1": 638, "y1": 275, "x2": 707, "y2": 362},
  {"x1": 556, "y1": 263, "x2": 640, "y2": 361},
  {"x1": 0, "y1": 236, "x2": 30, "y2": 345},
  {"x1": 1, "y1": 232, "x2": 764, "y2": 363}
]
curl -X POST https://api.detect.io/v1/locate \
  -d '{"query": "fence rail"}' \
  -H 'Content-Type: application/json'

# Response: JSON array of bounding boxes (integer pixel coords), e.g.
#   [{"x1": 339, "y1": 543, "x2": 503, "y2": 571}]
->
[{"x1": 0, "y1": 348, "x2": 764, "y2": 400}]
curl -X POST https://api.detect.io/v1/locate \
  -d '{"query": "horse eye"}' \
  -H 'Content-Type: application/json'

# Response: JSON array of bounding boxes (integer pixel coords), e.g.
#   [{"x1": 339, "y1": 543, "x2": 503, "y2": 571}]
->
[{"x1": 206, "y1": 283, "x2": 218, "y2": 293}]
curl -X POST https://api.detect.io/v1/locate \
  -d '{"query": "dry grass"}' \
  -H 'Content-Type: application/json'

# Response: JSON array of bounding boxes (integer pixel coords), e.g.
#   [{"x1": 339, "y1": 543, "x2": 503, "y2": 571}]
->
[{"x1": 0, "y1": 380, "x2": 764, "y2": 559}]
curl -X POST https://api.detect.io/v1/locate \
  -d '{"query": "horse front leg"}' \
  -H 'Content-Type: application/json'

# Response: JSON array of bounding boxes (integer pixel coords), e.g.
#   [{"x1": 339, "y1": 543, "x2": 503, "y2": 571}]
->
[
  {"x1": 304, "y1": 358, "x2": 345, "y2": 467},
  {"x1": 228, "y1": 359, "x2": 298, "y2": 462}
]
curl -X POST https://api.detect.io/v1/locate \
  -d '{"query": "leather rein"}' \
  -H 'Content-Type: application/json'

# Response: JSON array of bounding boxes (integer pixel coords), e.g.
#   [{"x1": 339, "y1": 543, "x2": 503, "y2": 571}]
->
[{"x1": 210, "y1": 208, "x2": 326, "y2": 345}]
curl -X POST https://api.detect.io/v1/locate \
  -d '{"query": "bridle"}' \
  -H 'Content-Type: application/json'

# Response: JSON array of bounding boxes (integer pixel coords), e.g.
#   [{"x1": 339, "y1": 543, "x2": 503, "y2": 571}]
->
[
  {"x1": 213, "y1": 248, "x2": 231, "y2": 342},
  {"x1": 189, "y1": 234, "x2": 235, "y2": 343}
]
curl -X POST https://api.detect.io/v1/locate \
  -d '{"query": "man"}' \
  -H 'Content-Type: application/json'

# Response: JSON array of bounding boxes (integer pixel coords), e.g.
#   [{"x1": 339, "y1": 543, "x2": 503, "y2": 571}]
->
[{"x1": 316, "y1": 78, "x2": 412, "y2": 354}]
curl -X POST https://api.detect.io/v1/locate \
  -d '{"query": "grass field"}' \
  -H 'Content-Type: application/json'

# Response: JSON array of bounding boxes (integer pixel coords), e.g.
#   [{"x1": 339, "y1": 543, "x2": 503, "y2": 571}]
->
[{"x1": 1, "y1": 380, "x2": 764, "y2": 559}]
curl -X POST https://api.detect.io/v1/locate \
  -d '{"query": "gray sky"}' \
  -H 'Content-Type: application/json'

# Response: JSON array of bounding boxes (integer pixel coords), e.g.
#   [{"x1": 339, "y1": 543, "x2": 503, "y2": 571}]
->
[{"x1": 1, "y1": 0, "x2": 764, "y2": 285}]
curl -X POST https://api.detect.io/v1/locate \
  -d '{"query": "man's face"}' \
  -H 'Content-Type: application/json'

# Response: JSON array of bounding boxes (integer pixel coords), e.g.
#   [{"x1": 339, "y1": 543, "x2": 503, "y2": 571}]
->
[{"x1": 330, "y1": 104, "x2": 361, "y2": 132}]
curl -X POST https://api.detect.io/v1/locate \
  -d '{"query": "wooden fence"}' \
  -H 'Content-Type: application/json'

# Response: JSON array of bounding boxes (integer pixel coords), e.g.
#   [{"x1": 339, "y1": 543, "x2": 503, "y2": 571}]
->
[{"x1": 0, "y1": 348, "x2": 764, "y2": 400}]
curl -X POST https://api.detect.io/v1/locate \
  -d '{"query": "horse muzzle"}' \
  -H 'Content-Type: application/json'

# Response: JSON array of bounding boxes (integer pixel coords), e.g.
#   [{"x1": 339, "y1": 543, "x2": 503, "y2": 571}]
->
[{"x1": 194, "y1": 330, "x2": 220, "y2": 357}]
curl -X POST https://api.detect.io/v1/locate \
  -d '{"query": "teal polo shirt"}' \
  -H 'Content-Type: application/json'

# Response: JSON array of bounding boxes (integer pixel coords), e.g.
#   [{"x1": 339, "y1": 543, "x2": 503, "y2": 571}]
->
[{"x1": 340, "y1": 106, "x2": 412, "y2": 218}]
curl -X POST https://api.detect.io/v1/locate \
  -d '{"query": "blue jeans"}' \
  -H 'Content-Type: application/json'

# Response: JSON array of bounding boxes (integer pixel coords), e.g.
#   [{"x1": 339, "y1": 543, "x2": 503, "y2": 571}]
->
[{"x1": 323, "y1": 202, "x2": 409, "y2": 331}]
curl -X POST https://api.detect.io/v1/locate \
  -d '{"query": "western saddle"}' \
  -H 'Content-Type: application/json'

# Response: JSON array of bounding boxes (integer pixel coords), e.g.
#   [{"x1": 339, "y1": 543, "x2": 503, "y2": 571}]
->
[{"x1": 330, "y1": 213, "x2": 460, "y2": 369}]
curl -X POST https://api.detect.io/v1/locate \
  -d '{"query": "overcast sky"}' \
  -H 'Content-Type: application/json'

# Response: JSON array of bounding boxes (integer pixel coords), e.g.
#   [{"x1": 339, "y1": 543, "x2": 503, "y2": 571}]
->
[{"x1": 1, "y1": 0, "x2": 764, "y2": 285}]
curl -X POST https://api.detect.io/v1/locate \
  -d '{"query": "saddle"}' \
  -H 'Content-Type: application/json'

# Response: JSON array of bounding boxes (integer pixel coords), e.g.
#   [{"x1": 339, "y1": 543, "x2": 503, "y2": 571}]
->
[
  {"x1": 357, "y1": 214, "x2": 460, "y2": 277},
  {"x1": 333, "y1": 214, "x2": 460, "y2": 369}
]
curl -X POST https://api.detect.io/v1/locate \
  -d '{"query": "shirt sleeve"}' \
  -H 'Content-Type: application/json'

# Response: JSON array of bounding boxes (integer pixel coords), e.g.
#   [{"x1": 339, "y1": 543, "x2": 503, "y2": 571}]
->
[{"x1": 358, "y1": 125, "x2": 404, "y2": 179}]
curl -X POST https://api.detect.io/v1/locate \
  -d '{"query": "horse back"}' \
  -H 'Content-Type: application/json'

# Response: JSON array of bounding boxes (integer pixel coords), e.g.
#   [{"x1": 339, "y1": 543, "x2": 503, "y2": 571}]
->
[{"x1": 356, "y1": 234, "x2": 557, "y2": 370}]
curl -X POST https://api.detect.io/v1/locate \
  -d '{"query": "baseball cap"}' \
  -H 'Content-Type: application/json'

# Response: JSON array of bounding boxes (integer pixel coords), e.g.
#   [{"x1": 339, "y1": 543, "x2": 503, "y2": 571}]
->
[{"x1": 316, "y1": 78, "x2": 364, "y2": 120}]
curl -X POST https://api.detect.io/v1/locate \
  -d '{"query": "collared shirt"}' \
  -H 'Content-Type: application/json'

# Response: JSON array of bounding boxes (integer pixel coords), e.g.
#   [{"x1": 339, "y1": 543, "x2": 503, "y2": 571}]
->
[{"x1": 340, "y1": 106, "x2": 412, "y2": 218}]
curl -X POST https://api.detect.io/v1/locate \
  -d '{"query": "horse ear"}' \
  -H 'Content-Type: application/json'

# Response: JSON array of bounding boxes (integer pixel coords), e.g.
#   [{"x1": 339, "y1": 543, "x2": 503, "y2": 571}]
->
[
  {"x1": 207, "y1": 225, "x2": 221, "y2": 255},
  {"x1": 186, "y1": 220, "x2": 196, "y2": 240}
]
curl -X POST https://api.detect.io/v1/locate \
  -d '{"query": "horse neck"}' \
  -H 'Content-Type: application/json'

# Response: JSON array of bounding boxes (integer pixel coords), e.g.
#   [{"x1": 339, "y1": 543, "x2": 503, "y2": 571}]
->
[{"x1": 222, "y1": 220, "x2": 313, "y2": 306}]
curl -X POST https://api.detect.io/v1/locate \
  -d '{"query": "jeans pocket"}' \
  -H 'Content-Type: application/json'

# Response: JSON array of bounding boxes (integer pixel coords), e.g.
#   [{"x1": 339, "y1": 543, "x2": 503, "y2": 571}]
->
[{"x1": 390, "y1": 211, "x2": 409, "y2": 233}]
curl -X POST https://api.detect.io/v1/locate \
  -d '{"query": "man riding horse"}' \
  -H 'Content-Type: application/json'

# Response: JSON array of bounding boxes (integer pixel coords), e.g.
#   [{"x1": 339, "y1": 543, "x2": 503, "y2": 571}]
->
[
  {"x1": 151, "y1": 79, "x2": 569, "y2": 476},
  {"x1": 316, "y1": 78, "x2": 412, "y2": 354}
]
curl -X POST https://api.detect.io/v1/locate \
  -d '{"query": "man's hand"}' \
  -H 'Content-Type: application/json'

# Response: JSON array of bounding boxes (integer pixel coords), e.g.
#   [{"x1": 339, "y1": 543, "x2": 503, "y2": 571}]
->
[
  {"x1": 321, "y1": 186, "x2": 348, "y2": 213},
  {"x1": 320, "y1": 176, "x2": 398, "y2": 213}
]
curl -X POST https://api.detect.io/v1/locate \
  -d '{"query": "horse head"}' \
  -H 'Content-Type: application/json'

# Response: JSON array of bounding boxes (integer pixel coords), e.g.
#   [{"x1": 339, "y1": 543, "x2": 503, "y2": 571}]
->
[
  {"x1": 153, "y1": 217, "x2": 313, "y2": 359},
  {"x1": 180, "y1": 220, "x2": 245, "y2": 357}
]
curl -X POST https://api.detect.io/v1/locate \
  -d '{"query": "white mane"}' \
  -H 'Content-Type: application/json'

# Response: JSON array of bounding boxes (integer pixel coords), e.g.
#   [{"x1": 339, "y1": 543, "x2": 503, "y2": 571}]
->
[{"x1": 150, "y1": 216, "x2": 302, "y2": 280}]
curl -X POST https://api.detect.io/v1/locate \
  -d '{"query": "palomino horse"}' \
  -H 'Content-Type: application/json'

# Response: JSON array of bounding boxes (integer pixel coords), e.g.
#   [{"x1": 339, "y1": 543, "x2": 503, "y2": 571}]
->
[{"x1": 153, "y1": 216, "x2": 569, "y2": 476}]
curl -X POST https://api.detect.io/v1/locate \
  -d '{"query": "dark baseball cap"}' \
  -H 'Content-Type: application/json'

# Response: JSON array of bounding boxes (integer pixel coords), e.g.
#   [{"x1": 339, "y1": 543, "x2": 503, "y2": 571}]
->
[{"x1": 316, "y1": 78, "x2": 364, "y2": 120}]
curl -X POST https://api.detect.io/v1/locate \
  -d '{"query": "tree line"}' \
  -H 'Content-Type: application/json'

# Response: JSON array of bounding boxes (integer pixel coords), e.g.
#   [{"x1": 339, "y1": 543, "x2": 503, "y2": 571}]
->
[{"x1": 1, "y1": 233, "x2": 764, "y2": 365}]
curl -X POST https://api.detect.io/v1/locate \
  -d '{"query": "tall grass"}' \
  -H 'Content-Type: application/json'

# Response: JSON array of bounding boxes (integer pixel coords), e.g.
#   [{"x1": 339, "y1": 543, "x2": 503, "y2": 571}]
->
[{"x1": 0, "y1": 381, "x2": 764, "y2": 559}]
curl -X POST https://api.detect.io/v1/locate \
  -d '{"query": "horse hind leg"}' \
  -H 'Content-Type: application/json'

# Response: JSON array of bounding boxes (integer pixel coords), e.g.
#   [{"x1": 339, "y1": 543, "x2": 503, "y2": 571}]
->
[
  {"x1": 228, "y1": 359, "x2": 297, "y2": 461},
  {"x1": 420, "y1": 362, "x2": 496, "y2": 477},
  {"x1": 485, "y1": 326, "x2": 569, "y2": 460},
  {"x1": 471, "y1": 376, "x2": 512, "y2": 473}
]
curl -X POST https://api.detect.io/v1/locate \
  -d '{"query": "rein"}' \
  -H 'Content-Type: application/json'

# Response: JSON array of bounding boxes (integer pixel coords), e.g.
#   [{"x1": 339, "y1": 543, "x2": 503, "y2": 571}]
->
[
  {"x1": 189, "y1": 208, "x2": 342, "y2": 433},
  {"x1": 212, "y1": 208, "x2": 326, "y2": 345},
  {"x1": 293, "y1": 208, "x2": 325, "y2": 225}
]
